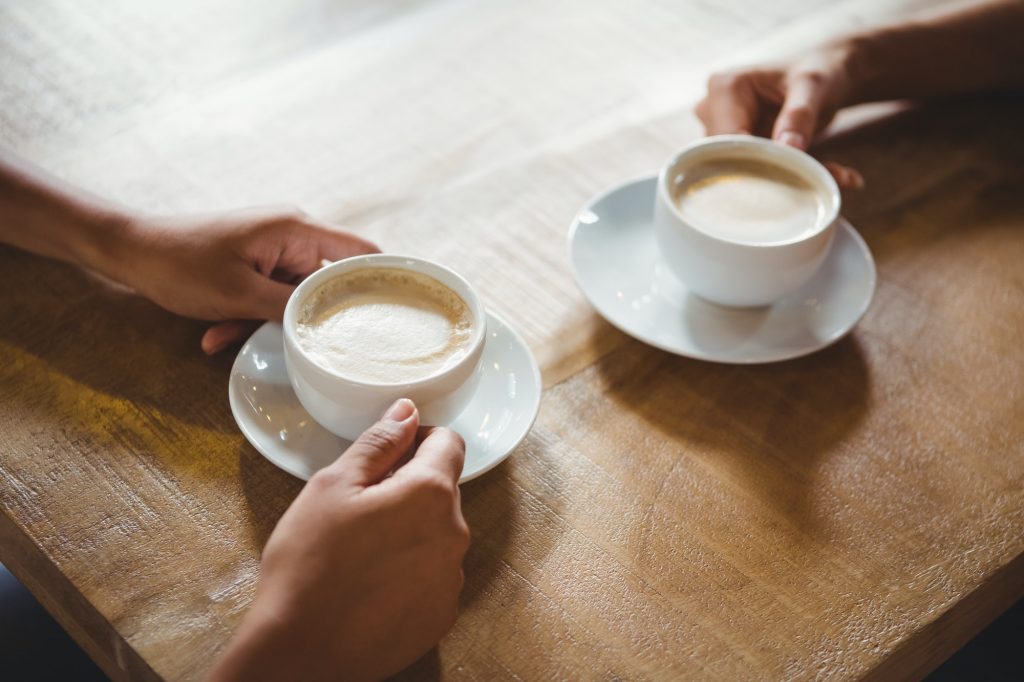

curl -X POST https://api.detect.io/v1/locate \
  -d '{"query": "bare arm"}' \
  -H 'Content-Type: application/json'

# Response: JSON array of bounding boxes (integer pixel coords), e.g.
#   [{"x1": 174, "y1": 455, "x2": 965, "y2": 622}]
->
[
  {"x1": 843, "y1": 0, "x2": 1024, "y2": 102},
  {"x1": 0, "y1": 151, "x2": 134, "y2": 281},
  {"x1": 0, "y1": 149, "x2": 378, "y2": 352},
  {"x1": 844, "y1": 0, "x2": 1024, "y2": 104},
  {"x1": 1, "y1": 154, "x2": 469, "y2": 679}
]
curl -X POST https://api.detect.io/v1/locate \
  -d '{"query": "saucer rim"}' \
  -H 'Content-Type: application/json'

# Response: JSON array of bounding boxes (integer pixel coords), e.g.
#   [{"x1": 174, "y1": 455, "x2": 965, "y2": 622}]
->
[
  {"x1": 228, "y1": 309, "x2": 542, "y2": 484},
  {"x1": 228, "y1": 323, "x2": 323, "y2": 482},
  {"x1": 567, "y1": 174, "x2": 877, "y2": 364},
  {"x1": 458, "y1": 307, "x2": 543, "y2": 483}
]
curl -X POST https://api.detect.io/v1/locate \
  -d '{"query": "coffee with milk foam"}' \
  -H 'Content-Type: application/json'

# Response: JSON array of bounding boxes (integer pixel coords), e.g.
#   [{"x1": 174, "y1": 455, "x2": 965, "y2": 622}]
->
[
  {"x1": 296, "y1": 268, "x2": 474, "y2": 384},
  {"x1": 671, "y1": 157, "x2": 824, "y2": 244}
]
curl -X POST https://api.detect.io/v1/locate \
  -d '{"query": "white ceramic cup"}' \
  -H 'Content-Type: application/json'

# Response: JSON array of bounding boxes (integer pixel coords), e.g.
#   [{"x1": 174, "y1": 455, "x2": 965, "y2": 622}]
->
[
  {"x1": 653, "y1": 135, "x2": 841, "y2": 307},
  {"x1": 283, "y1": 255, "x2": 486, "y2": 441}
]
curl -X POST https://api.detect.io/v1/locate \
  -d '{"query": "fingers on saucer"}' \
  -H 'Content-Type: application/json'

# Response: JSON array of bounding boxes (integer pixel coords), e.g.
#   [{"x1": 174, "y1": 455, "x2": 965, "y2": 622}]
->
[
  {"x1": 823, "y1": 161, "x2": 865, "y2": 190},
  {"x1": 202, "y1": 320, "x2": 261, "y2": 355}
]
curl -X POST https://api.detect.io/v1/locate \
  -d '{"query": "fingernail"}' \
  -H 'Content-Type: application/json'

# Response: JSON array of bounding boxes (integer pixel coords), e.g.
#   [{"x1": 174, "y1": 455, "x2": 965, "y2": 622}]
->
[
  {"x1": 383, "y1": 398, "x2": 415, "y2": 422},
  {"x1": 849, "y1": 169, "x2": 866, "y2": 190},
  {"x1": 777, "y1": 130, "x2": 806, "y2": 149}
]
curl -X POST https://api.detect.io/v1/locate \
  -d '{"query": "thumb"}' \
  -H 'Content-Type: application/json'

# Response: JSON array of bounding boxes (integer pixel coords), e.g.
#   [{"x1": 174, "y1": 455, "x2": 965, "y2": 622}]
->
[
  {"x1": 329, "y1": 399, "x2": 419, "y2": 486},
  {"x1": 772, "y1": 73, "x2": 828, "y2": 150}
]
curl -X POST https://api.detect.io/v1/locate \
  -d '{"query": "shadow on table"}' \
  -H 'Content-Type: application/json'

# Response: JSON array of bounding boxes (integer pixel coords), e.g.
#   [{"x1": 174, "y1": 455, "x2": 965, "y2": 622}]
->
[
  {"x1": 816, "y1": 93, "x2": 1024, "y2": 256},
  {"x1": 238, "y1": 442, "x2": 306, "y2": 547},
  {"x1": 0, "y1": 250, "x2": 237, "y2": 433},
  {"x1": 394, "y1": 436, "x2": 563, "y2": 680},
  {"x1": 392, "y1": 648, "x2": 442, "y2": 681},
  {"x1": 593, "y1": 327, "x2": 869, "y2": 539},
  {"x1": 586, "y1": 93, "x2": 1024, "y2": 540},
  {"x1": 390, "y1": 464, "x2": 517, "y2": 682},
  {"x1": 458, "y1": 457, "x2": 525, "y2": 606}
]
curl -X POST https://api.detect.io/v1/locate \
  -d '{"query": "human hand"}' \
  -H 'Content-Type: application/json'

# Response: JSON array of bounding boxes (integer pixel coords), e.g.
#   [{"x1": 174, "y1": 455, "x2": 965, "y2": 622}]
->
[
  {"x1": 116, "y1": 206, "x2": 379, "y2": 354},
  {"x1": 696, "y1": 44, "x2": 865, "y2": 189},
  {"x1": 209, "y1": 399, "x2": 469, "y2": 682}
]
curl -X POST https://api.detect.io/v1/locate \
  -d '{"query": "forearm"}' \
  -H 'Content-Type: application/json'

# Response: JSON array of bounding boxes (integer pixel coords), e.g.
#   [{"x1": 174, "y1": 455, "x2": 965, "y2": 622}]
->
[
  {"x1": 840, "y1": 0, "x2": 1024, "y2": 104},
  {"x1": 208, "y1": 617, "x2": 301, "y2": 682},
  {"x1": 0, "y1": 150, "x2": 140, "y2": 283},
  {"x1": 208, "y1": 600, "x2": 330, "y2": 682}
]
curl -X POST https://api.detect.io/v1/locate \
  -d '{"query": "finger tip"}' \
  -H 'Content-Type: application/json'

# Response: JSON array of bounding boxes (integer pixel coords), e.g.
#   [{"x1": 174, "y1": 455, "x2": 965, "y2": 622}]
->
[
  {"x1": 200, "y1": 332, "x2": 218, "y2": 355},
  {"x1": 836, "y1": 168, "x2": 865, "y2": 191},
  {"x1": 383, "y1": 398, "x2": 418, "y2": 425},
  {"x1": 201, "y1": 326, "x2": 236, "y2": 355},
  {"x1": 202, "y1": 339, "x2": 226, "y2": 355},
  {"x1": 405, "y1": 400, "x2": 421, "y2": 428}
]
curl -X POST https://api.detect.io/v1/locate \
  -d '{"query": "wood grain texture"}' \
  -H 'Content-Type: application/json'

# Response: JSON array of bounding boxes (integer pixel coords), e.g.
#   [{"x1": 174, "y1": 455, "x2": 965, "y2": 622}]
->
[{"x1": 1, "y1": 1, "x2": 1021, "y2": 680}]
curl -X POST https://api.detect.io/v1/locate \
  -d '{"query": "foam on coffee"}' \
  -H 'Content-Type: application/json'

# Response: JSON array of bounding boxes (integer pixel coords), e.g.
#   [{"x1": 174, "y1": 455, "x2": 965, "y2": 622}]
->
[
  {"x1": 296, "y1": 268, "x2": 474, "y2": 384},
  {"x1": 671, "y1": 157, "x2": 824, "y2": 244}
]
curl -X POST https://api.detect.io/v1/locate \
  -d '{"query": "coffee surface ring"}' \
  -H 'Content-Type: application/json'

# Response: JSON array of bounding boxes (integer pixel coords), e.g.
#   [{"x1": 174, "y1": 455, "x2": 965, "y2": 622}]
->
[{"x1": 295, "y1": 268, "x2": 475, "y2": 384}]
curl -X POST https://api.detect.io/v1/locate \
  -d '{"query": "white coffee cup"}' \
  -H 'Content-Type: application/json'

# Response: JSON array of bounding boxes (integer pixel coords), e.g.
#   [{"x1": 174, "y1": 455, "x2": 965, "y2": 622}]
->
[
  {"x1": 653, "y1": 135, "x2": 841, "y2": 307},
  {"x1": 282, "y1": 255, "x2": 486, "y2": 441}
]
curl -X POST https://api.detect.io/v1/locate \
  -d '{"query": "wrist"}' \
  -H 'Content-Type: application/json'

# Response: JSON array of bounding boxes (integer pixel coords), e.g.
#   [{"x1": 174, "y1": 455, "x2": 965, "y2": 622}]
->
[
  {"x1": 209, "y1": 598, "x2": 315, "y2": 682},
  {"x1": 72, "y1": 206, "x2": 150, "y2": 288},
  {"x1": 831, "y1": 29, "x2": 890, "y2": 106},
  {"x1": 807, "y1": 36, "x2": 859, "y2": 109}
]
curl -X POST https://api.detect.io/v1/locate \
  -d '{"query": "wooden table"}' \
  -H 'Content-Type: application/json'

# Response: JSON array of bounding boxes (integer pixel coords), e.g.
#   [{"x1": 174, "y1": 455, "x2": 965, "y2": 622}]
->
[{"x1": 1, "y1": 1, "x2": 1021, "y2": 679}]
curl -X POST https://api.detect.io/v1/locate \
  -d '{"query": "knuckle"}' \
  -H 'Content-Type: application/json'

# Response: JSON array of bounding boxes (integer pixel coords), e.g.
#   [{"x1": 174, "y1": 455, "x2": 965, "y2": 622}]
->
[
  {"x1": 432, "y1": 427, "x2": 466, "y2": 454},
  {"x1": 795, "y1": 69, "x2": 827, "y2": 88},
  {"x1": 411, "y1": 471, "x2": 457, "y2": 504},
  {"x1": 783, "y1": 104, "x2": 815, "y2": 122},
  {"x1": 446, "y1": 428, "x2": 467, "y2": 453},
  {"x1": 453, "y1": 519, "x2": 471, "y2": 554},
  {"x1": 356, "y1": 422, "x2": 404, "y2": 454},
  {"x1": 251, "y1": 204, "x2": 306, "y2": 230},
  {"x1": 274, "y1": 204, "x2": 307, "y2": 222},
  {"x1": 307, "y1": 467, "x2": 344, "y2": 493},
  {"x1": 708, "y1": 70, "x2": 744, "y2": 92}
]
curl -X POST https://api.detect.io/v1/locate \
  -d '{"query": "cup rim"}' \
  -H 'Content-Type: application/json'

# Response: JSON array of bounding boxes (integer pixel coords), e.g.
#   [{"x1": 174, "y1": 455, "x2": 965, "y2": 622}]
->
[
  {"x1": 657, "y1": 134, "x2": 841, "y2": 249},
  {"x1": 282, "y1": 254, "x2": 486, "y2": 389}
]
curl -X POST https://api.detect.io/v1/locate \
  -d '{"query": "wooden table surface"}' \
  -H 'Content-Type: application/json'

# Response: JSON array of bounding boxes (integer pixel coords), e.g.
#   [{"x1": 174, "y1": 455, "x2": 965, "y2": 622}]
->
[{"x1": 2, "y1": 1, "x2": 1022, "y2": 679}]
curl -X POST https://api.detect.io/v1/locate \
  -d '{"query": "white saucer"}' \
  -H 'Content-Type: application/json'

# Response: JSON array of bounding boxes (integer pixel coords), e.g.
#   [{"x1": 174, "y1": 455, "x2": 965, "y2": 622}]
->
[
  {"x1": 568, "y1": 176, "x2": 876, "y2": 363},
  {"x1": 229, "y1": 312, "x2": 541, "y2": 484}
]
